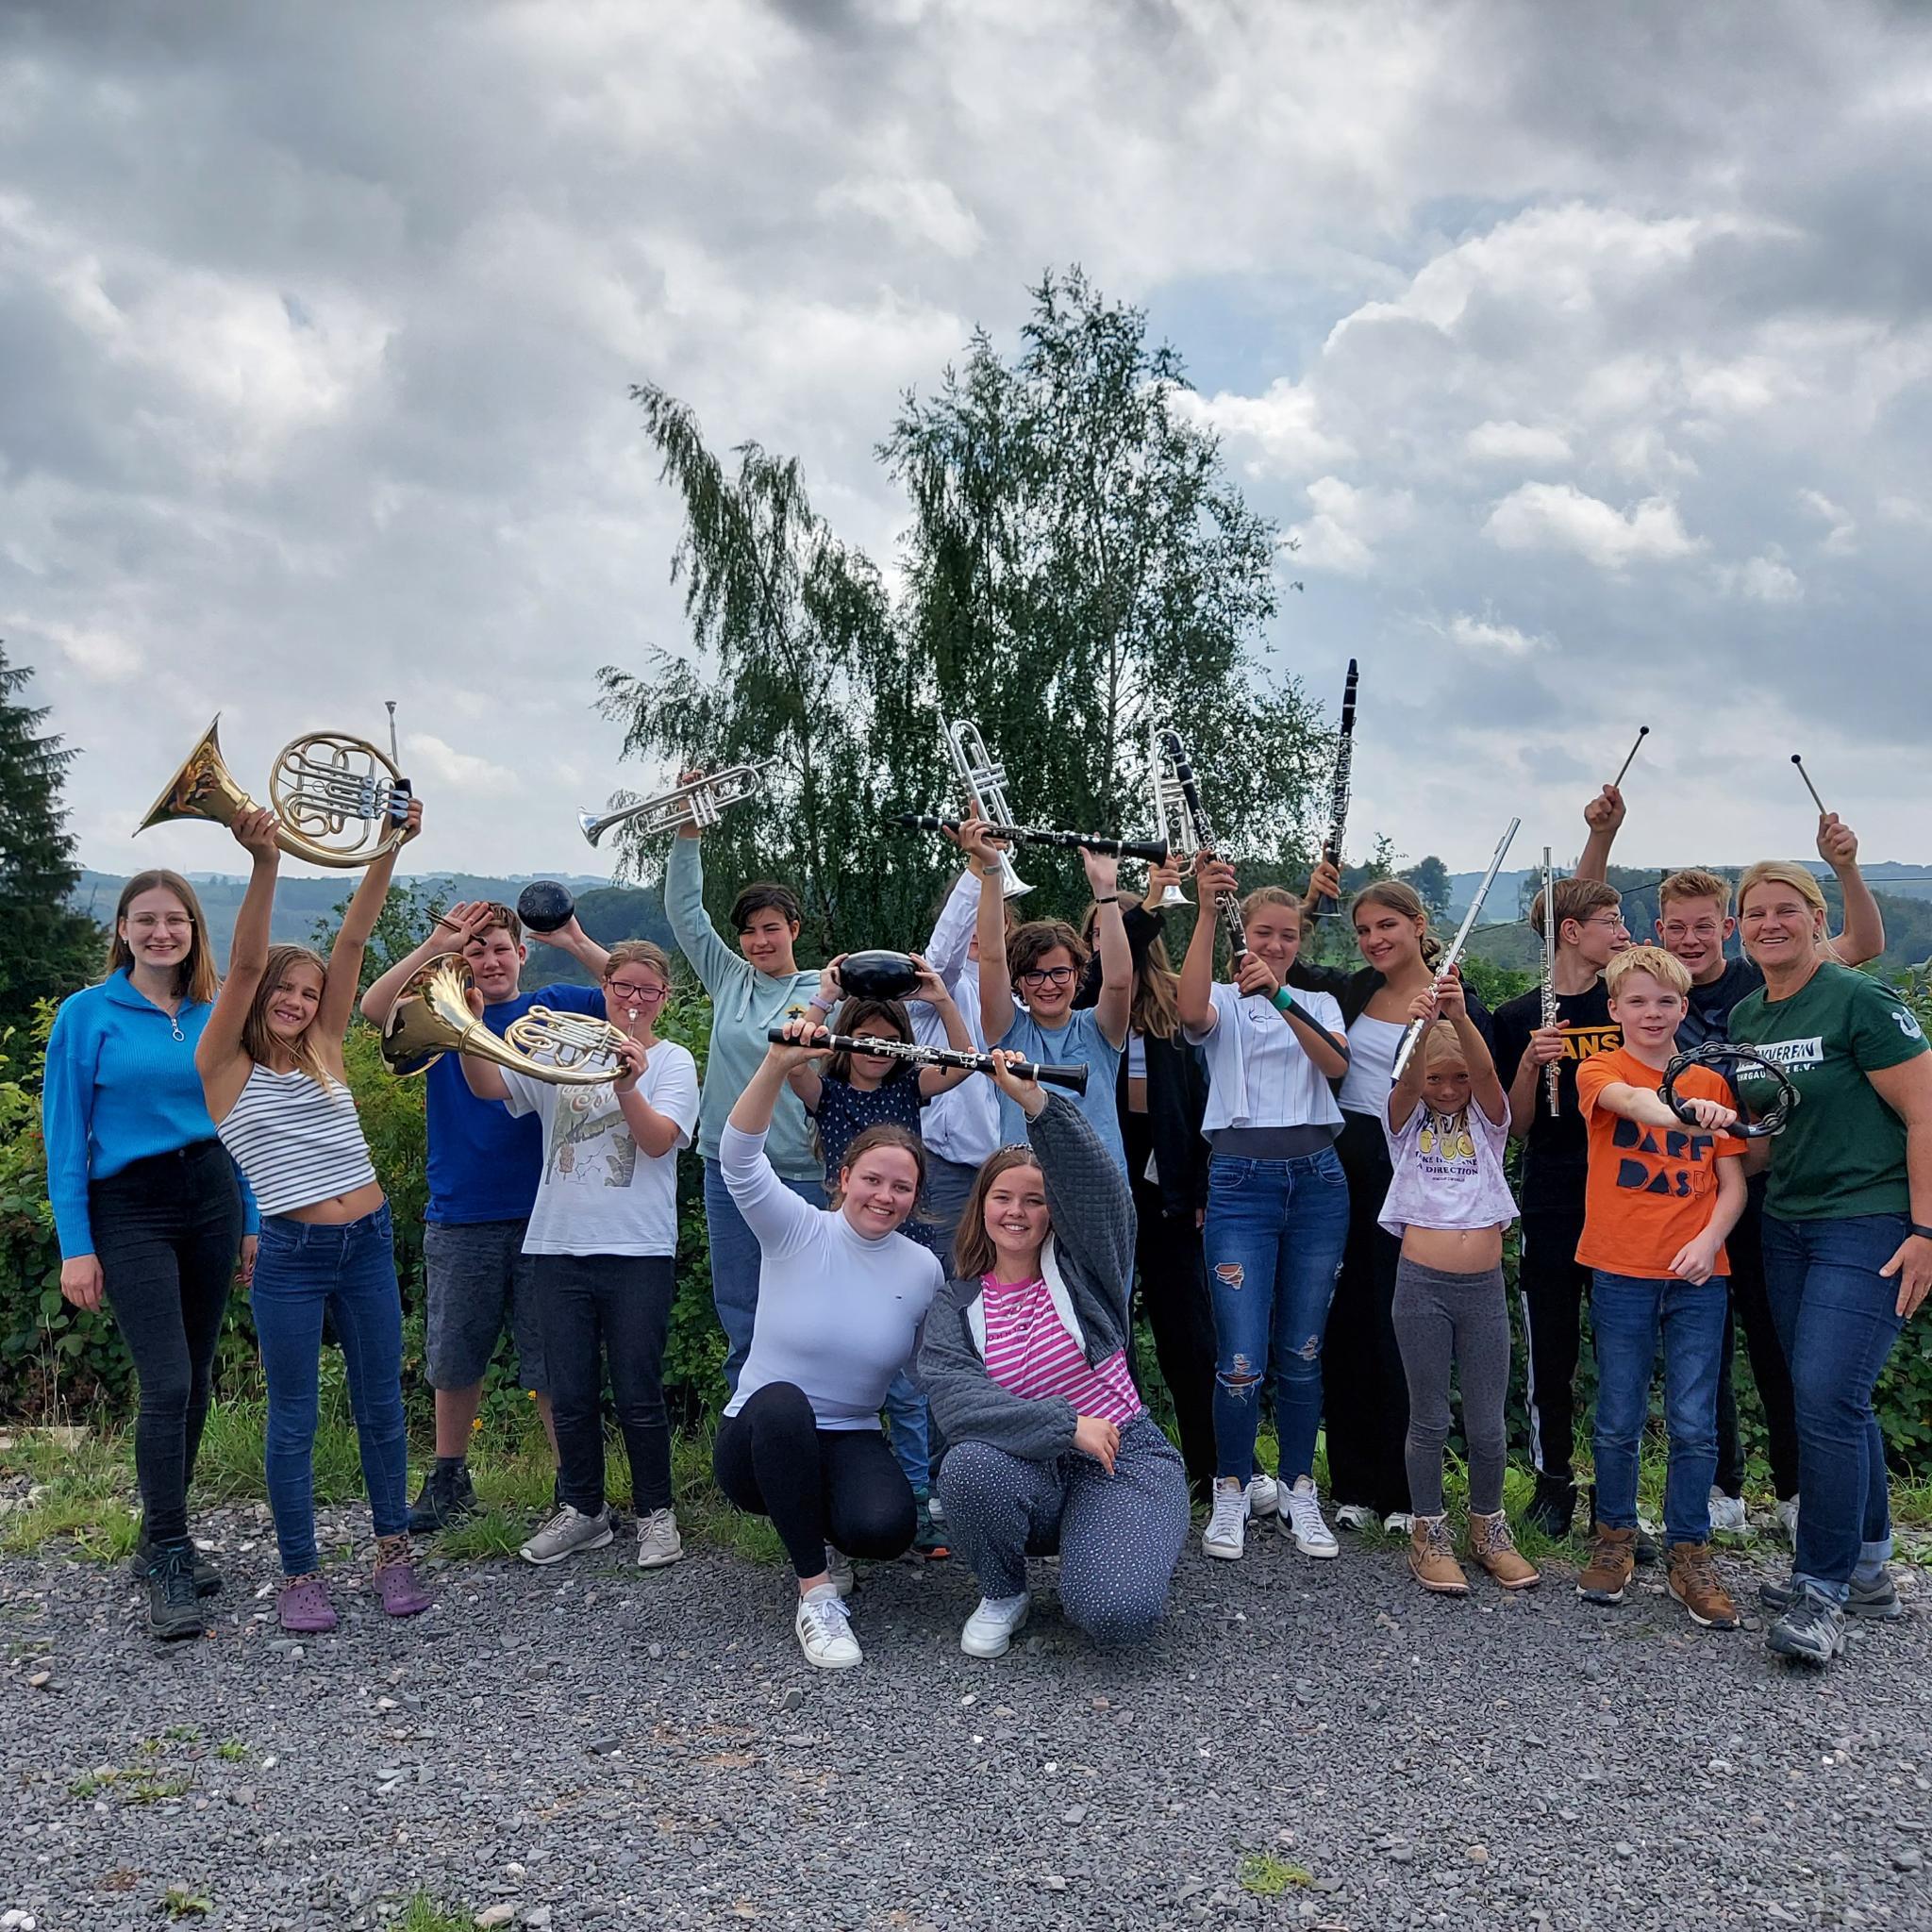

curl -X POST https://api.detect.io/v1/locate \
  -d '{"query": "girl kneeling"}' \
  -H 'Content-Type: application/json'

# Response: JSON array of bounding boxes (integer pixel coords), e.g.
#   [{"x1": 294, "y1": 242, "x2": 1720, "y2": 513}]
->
[
  {"x1": 712, "y1": 1028, "x2": 945, "y2": 1672},
  {"x1": 1383, "y1": 972, "x2": 1537, "y2": 1594},
  {"x1": 918, "y1": 1056, "x2": 1191, "y2": 1657}
]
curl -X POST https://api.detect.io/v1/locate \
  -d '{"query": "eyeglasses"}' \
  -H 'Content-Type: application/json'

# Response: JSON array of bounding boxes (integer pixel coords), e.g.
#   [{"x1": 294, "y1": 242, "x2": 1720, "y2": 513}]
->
[
  {"x1": 607, "y1": 980, "x2": 670, "y2": 1004},
  {"x1": 1579, "y1": 915, "x2": 1629, "y2": 931},
  {"x1": 1018, "y1": 965, "x2": 1076, "y2": 988},
  {"x1": 1660, "y1": 922, "x2": 1723, "y2": 941}
]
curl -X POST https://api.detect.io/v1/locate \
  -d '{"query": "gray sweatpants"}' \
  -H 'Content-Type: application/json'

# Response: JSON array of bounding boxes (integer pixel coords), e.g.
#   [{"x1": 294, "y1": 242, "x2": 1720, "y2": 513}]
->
[
  {"x1": 1391, "y1": 1257, "x2": 1509, "y2": 1517},
  {"x1": 938, "y1": 1412, "x2": 1190, "y2": 1642}
]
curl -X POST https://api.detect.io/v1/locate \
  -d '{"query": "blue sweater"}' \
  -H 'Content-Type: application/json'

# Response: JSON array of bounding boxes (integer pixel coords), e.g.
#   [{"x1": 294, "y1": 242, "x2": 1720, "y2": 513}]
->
[{"x1": 42, "y1": 973, "x2": 258, "y2": 1259}]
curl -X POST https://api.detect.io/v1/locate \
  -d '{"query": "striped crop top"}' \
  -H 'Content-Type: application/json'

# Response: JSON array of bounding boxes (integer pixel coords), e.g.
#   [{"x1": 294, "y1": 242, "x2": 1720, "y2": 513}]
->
[{"x1": 215, "y1": 1064, "x2": 376, "y2": 1218}]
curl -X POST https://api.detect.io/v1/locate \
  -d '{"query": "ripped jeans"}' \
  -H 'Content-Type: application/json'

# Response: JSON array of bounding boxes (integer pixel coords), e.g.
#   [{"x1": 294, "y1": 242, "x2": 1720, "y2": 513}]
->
[{"x1": 1204, "y1": 1146, "x2": 1350, "y2": 1485}]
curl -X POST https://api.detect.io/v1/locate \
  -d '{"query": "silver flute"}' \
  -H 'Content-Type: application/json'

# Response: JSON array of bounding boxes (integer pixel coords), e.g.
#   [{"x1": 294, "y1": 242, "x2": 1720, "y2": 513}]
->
[
  {"x1": 1390, "y1": 816, "x2": 1522, "y2": 1083},
  {"x1": 1541, "y1": 845, "x2": 1559, "y2": 1116}
]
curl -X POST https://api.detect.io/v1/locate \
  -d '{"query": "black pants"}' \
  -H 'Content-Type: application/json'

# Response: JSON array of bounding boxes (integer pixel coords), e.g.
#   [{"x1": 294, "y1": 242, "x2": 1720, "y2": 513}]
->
[
  {"x1": 712, "y1": 1381, "x2": 915, "y2": 1577},
  {"x1": 1124, "y1": 1111, "x2": 1217, "y2": 1490},
  {"x1": 1323, "y1": 1112, "x2": 1410, "y2": 1515},
  {"x1": 1714, "y1": 1181, "x2": 1801, "y2": 1501},
  {"x1": 1517, "y1": 1188, "x2": 1591, "y2": 1488},
  {"x1": 535, "y1": 1253, "x2": 675, "y2": 1516},
  {"x1": 92, "y1": 1141, "x2": 243, "y2": 1545}
]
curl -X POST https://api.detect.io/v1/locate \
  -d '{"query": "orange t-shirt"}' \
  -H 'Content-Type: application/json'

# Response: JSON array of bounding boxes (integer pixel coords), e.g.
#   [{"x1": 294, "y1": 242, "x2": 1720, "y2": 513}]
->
[{"x1": 1574, "y1": 1047, "x2": 1745, "y2": 1278}]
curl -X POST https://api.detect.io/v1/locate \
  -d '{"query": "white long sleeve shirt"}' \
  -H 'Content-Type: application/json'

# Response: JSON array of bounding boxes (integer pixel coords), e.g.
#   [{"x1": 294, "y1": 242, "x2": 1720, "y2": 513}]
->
[{"x1": 910, "y1": 871, "x2": 1001, "y2": 1168}]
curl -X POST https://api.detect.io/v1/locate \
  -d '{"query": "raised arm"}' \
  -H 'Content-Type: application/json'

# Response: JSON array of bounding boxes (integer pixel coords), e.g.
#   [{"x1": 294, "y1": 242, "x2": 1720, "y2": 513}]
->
[
  {"x1": 361, "y1": 899, "x2": 493, "y2": 1028},
  {"x1": 316, "y1": 798, "x2": 423, "y2": 1044},
  {"x1": 1574, "y1": 784, "x2": 1625, "y2": 884},
  {"x1": 924, "y1": 861, "x2": 981, "y2": 990},
  {"x1": 722, "y1": 1028, "x2": 832, "y2": 1258},
  {"x1": 196, "y1": 809, "x2": 283, "y2": 1100},
  {"x1": 530, "y1": 912, "x2": 610, "y2": 985},
  {"x1": 913, "y1": 959, "x2": 976, "y2": 1096},
  {"x1": 1817, "y1": 815, "x2": 1885, "y2": 967},
  {"x1": 664, "y1": 796, "x2": 738, "y2": 994},
  {"x1": 962, "y1": 818, "x2": 1016, "y2": 1047},
  {"x1": 1177, "y1": 852, "x2": 1225, "y2": 1036},
  {"x1": 1082, "y1": 847, "x2": 1132, "y2": 1052}
]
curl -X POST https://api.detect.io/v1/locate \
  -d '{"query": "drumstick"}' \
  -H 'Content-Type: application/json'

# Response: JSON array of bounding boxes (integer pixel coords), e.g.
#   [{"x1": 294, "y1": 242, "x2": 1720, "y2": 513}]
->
[
  {"x1": 1791, "y1": 754, "x2": 1827, "y2": 815},
  {"x1": 1611, "y1": 725, "x2": 1649, "y2": 790}
]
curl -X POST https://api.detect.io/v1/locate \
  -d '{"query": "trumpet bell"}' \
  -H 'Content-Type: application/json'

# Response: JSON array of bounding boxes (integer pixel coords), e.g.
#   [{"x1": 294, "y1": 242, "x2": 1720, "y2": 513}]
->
[
  {"x1": 379, "y1": 957, "x2": 622, "y2": 1087},
  {"x1": 138, "y1": 715, "x2": 257, "y2": 838}
]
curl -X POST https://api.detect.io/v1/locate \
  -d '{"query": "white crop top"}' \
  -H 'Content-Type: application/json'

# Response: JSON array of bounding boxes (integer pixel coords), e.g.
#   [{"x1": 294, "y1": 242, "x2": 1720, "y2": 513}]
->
[
  {"x1": 216, "y1": 1064, "x2": 376, "y2": 1218},
  {"x1": 1378, "y1": 1097, "x2": 1517, "y2": 1238},
  {"x1": 1338, "y1": 1013, "x2": 1405, "y2": 1116}
]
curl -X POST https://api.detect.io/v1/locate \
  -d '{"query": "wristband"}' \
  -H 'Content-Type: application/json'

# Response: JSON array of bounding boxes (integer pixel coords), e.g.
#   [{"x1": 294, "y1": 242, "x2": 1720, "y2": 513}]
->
[
  {"x1": 1912, "y1": 1224, "x2": 1932, "y2": 1244},
  {"x1": 806, "y1": 993, "x2": 833, "y2": 1012},
  {"x1": 1095, "y1": 893, "x2": 1120, "y2": 905},
  {"x1": 1270, "y1": 987, "x2": 1301, "y2": 1020}
]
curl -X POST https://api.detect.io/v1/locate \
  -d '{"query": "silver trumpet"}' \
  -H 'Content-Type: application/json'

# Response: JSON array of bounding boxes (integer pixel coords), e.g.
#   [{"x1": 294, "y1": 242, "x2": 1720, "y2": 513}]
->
[
  {"x1": 945, "y1": 719, "x2": 1031, "y2": 901},
  {"x1": 1146, "y1": 722, "x2": 1195, "y2": 908},
  {"x1": 577, "y1": 760, "x2": 773, "y2": 848}
]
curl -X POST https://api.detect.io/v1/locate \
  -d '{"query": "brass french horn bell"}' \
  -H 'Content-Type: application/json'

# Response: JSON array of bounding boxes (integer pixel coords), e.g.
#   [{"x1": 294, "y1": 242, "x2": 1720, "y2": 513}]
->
[
  {"x1": 138, "y1": 714, "x2": 412, "y2": 869},
  {"x1": 379, "y1": 956, "x2": 625, "y2": 1087}
]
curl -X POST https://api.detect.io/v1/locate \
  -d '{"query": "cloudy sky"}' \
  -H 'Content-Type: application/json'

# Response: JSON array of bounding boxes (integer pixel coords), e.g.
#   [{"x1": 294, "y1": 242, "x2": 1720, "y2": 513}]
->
[{"x1": 5, "y1": 0, "x2": 1929, "y2": 890}]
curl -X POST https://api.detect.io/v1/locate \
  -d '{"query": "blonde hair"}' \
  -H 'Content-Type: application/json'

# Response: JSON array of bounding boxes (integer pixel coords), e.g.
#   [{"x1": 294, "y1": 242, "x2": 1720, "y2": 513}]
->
[
  {"x1": 1658, "y1": 869, "x2": 1732, "y2": 915},
  {"x1": 604, "y1": 939, "x2": 672, "y2": 984},
  {"x1": 1605, "y1": 944, "x2": 1690, "y2": 999},
  {"x1": 107, "y1": 870, "x2": 219, "y2": 1006},
  {"x1": 1422, "y1": 1019, "x2": 1468, "y2": 1069},
  {"x1": 1240, "y1": 885, "x2": 1302, "y2": 932},
  {"x1": 1350, "y1": 880, "x2": 1443, "y2": 969},
  {"x1": 241, "y1": 945, "x2": 337, "y2": 1088},
  {"x1": 1737, "y1": 860, "x2": 1827, "y2": 922}
]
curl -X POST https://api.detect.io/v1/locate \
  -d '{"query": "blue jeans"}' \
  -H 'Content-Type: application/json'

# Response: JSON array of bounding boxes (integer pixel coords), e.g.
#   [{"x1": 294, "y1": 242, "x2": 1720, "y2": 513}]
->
[
  {"x1": 883, "y1": 1371, "x2": 931, "y2": 1493},
  {"x1": 251, "y1": 1205, "x2": 409, "y2": 1576},
  {"x1": 1763, "y1": 1211, "x2": 1907, "y2": 1601},
  {"x1": 1589, "y1": 1269, "x2": 1726, "y2": 1546},
  {"x1": 703, "y1": 1158, "x2": 824, "y2": 1391},
  {"x1": 1203, "y1": 1145, "x2": 1350, "y2": 1483}
]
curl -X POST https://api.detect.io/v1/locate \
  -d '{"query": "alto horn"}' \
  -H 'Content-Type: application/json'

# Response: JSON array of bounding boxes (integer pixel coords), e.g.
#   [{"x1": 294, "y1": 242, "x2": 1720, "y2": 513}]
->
[
  {"x1": 1147, "y1": 721, "x2": 1196, "y2": 909},
  {"x1": 379, "y1": 956, "x2": 625, "y2": 1086},
  {"x1": 138, "y1": 714, "x2": 412, "y2": 870},
  {"x1": 577, "y1": 760, "x2": 774, "y2": 849}
]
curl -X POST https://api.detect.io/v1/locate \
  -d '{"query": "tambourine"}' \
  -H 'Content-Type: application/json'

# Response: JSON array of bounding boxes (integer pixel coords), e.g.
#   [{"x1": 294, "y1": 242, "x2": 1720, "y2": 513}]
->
[
  {"x1": 835, "y1": 950, "x2": 922, "y2": 1000},
  {"x1": 1659, "y1": 1040, "x2": 1798, "y2": 1140}
]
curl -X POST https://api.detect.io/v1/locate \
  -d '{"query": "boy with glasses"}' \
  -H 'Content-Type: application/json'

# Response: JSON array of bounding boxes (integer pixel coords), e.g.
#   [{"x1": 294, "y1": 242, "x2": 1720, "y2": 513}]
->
[{"x1": 1491, "y1": 876, "x2": 1631, "y2": 1539}]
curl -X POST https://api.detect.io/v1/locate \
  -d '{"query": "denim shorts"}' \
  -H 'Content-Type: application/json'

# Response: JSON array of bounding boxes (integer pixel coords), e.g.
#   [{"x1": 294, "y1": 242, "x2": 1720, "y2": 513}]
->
[{"x1": 423, "y1": 1218, "x2": 544, "y2": 1393}]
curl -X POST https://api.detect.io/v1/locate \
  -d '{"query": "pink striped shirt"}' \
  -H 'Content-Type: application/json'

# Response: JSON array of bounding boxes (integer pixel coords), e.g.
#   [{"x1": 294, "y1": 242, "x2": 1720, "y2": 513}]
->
[{"x1": 979, "y1": 1274, "x2": 1142, "y2": 1425}]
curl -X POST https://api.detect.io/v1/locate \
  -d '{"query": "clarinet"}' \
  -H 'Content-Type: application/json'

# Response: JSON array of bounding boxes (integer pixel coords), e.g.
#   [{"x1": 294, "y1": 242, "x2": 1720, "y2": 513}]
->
[
  {"x1": 1540, "y1": 846, "x2": 1560, "y2": 1117},
  {"x1": 1159, "y1": 729, "x2": 1246, "y2": 965},
  {"x1": 1390, "y1": 816, "x2": 1522, "y2": 1083},
  {"x1": 1313, "y1": 658, "x2": 1358, "y2": 920},
  {"x1": 893, "y1": 813, "x2": 1170, "y2": 865},
  {"x1": 766, "y1": 1026, "x2": 1090, "y2": 1095}
]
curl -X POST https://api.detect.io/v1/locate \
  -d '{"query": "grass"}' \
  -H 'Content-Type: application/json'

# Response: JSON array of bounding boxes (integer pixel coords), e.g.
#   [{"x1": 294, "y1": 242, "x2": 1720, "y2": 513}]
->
[
  {"x1": 394, "y1": 1890, "x2": 472, "y2": 1932},
  {"x1": 160, "y1": 1888, "x2": 212, "y2": 1921},
  {"x1": 1239, "y1": 1854, "x2": 1312, "y2": 1895},
  {"x1": 215, "y1": 1740, "x2": 248, "y2": 1762}
]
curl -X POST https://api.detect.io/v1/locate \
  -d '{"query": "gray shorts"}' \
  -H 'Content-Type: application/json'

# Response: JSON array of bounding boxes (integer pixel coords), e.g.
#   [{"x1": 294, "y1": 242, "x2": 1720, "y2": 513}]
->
[{"x1": 423, "y1": 1219, "x2": 545, "y2": 1394}]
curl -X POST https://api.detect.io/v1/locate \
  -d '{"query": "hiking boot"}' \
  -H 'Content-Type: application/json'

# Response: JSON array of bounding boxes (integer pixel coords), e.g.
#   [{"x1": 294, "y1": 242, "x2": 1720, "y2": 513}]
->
[
  {"x1": 1201, "y1": 1479, "x2": 1249, "y2": 1559},
  {"x1": 519, "y1": 1504, "x2": 613, "y2": 1567},
  {"x1": 1759, "y1": 1571, "x2": 1903, "y2": 1622},
  {"x1": 1245, "y1": 1472, "x2": 1280, "y2": 1520},
  {"x1": 1280, "y1": 1476, "x2": 1339, "y2": 1558},
  {"x1": 277, "y1": 1572, "x2": 338, "y2": 1634},
  {"x1": 146, "y1": 1544, "x2": 206, "y2": 1641},
  {"x1": 635, "y1": 1507, "x2": 683, "y2": 1569},
  {"x1": 912, "y1": 1494, "x2": 950, "y2": 1560},
  {"x1": 1577, "y1": 1525, "x2": 1637, "y2": 1605},
  {"x1": 132, "y1": 1532, "x2": 221, "y2": 1599},
  {"x1": 407, "y1": 1461, "x2": 480, "y2": 1535},
  {"x1": 373, "y1": 1534, "x2": 432, "y2": 1618},
  {"x1": 1707, "y1": 1489, "x2": 1752, "y2": 1542},
  {"x1": 960, "y1": 1591, "x2": 1030, "y2": 1658},
  {"x1": 795, "y1": 1583, "x2": 862, "y2": 1670},
  {"x1": 1468, "y1": 1510, "x2": 1541, "y2": 1591},
  {"x1": 1524, "y1": 1476, "x2": 1575, "y2": 1541},
  {"x1": 1767, "y1": 1582, "x2": 1847, "y2": 1667},
  {"x1": 1407, "y1": 1514, "x2": 1469, "y2": 1595},
  {"x1": 1666, "y1": 1541, "x2": 1739, "y2": 1629},
  {"x1": 1587, "y1": 1482, "x2": 1659, "y2": 1565}
]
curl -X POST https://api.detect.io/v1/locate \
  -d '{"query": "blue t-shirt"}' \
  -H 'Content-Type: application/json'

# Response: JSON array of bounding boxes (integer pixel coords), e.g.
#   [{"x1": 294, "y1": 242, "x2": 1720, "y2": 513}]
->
[
  {"x1": 995, "y1": 1007, "x2": 1126, "y2": 1175},
  {"x1": 426, "y1": 982, "x2": 609, "y2": 1224}
]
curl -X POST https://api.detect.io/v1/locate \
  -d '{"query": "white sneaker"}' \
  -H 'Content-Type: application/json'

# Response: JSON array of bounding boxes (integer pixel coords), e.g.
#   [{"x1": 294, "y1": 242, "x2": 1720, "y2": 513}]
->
[
  {"x1": 1334, "y1": 1504, "x2": 1381, "y2": 1533},
  {"x1": 636, "y1": 1507, "x2": 684, "y2": 1569},
  {"x1": 1775, "y1": 1495, "x2": 1800, "y2": 1547},
  {"x1": 824, "y1": 1544, "x2": 855, "y2": 1598},
  {"x1": 795, "y1": 1583, "x2": 862, "y2": 1670},
  {"x1": 519, "y1": 1505, "x2": 613, "y2": 1567},
  {"x1": 926, "y1": 1491, "x2": 946, "y2": 1526},
  {"x1": 960, "y1": 1591, "x2": 1031, "y2": 1658},
  {"x1": 1281, "y1": 1476, "x2": 1340, "y2": 1558},
  {"x1": 1707, "y1": 1489, "x2": 1751, "y2": 1542},
  {"x1": 1381, "y1": 1511, "x2": 1416, "y2": 1538},
  {"x1": 1202, "y1": 1479, "x2": 1249, "y2": 1559},
  {"x1": 1245, "y1": 1473, "x2": 1280, "y2": 1519}
]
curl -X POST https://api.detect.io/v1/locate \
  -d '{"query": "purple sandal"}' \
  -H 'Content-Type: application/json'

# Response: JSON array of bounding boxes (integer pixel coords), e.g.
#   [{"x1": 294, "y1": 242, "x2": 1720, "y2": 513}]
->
[{"x1": 277, "y1": 1573, "x2": 338, "y2": 1634}]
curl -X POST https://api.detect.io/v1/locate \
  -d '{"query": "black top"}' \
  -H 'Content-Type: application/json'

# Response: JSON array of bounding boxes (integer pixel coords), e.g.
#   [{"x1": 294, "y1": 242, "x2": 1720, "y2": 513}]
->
[
  {"x1": 1491, "y1": 978, "x2": 1622, "y2": 1195},
  {"x1": 1676, "y1": 957, "x2": 1765, "y2": 1051}
]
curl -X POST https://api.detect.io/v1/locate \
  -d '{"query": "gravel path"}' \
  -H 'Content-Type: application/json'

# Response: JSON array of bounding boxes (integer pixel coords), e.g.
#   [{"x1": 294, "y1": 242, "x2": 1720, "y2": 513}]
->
[{"x1": 4, "y1": 1508, "x2": 1930, "y2": 1932}]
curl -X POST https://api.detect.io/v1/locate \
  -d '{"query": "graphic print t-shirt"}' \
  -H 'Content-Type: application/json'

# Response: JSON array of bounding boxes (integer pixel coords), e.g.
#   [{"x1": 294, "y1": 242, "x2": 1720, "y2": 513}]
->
[
  {"x1": 1491, "y1": 979, "x2": 1623, "y2": 1199},
  {"x1": 499, "y1": 1040, "x2": 700, "y2": 1257},
  {"x1": 1726, "y1": 963, "x2": 1928, "y2": 1221},
  {"x1": 1574, "y1": 1048, "x2": 1745, "y2": 1278}
]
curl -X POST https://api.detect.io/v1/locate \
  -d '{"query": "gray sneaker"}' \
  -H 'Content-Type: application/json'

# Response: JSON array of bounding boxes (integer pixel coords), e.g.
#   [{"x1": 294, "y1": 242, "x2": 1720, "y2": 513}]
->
[
  {"x1": 636, "y1": 1508, "x2": 684, "y2": 1570},
  {"x1": 824, "y1": 1544, "x2": 856, "y2": 1598},
  {"x1": 1759, "y1": 1570, "x2": 1903, "y2": 1622},
  {"x1": 519, "y1": 1505, "x2": 613, "y2": 1568}
]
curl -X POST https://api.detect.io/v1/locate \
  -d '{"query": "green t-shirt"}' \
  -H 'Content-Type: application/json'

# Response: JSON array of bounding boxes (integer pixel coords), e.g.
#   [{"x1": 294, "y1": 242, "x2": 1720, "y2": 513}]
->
[{"x1": 1727, "y1": 963, "x2": 1927, "y2": 1220}]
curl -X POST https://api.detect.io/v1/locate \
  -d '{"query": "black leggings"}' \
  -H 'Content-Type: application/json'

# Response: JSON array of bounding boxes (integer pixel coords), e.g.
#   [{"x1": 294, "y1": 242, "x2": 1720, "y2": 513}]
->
[
  {"x1": 536, "y1": 1253, "x2": 675, "y2": 1516},
  {"x1": 712, "y1": 1381, "x2": 916, "y2": 1577},
  {"x1": 1714, "y1": 1181, "x2": 1801, "y2": 1502},
  {"x1": 92, "y1": 1141, "x2": 243, "y2": 1545}
]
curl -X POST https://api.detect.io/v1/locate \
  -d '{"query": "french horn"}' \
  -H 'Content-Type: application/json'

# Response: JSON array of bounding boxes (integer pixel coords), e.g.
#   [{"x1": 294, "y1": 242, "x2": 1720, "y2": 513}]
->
[
  {"x1": 379, "y1": 956, "x2": 625, "y2": 1086},
  {"x1": 139, "y1": 715, "x2": 412, "y2": 869}
]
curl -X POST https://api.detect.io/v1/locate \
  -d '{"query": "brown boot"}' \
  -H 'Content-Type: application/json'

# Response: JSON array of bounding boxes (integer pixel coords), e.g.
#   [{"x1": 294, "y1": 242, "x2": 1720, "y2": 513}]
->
[
  {"x1": 1468, "y1": 1510, "x2": 1541, "y2": 1591},
  {"x1": 1577, "y1": 1524, "x2": 1637, "y2": 1605},
  {"x1": 1408, "y1": 1514, "x2": 1470, "y2": 1595},
  {"x1": 1666, "y1": 1541, "x2": 1740, "y2": 1629}
]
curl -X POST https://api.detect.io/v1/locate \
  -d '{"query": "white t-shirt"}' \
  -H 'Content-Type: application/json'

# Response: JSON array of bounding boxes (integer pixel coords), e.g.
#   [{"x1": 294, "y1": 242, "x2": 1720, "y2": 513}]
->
[
  {"x1": 1338, "y1": 1013, "x2": 1406, "y2": 1117},
  {"x1": 1185, "y1": 982, "x2": 1346, "y2": 1134},
  {"x1": 500, "y1": 1041, "x2": 700, "y2": 1257}
]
